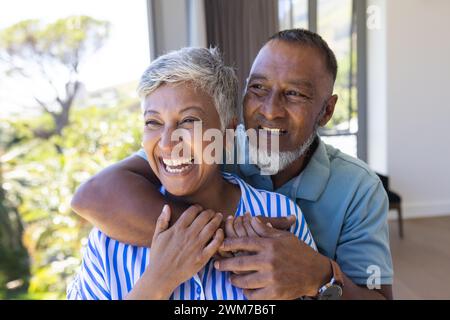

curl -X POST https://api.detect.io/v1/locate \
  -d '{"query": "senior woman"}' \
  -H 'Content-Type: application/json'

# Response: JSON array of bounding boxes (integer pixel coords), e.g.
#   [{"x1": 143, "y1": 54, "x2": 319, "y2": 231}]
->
[{"x1": 67, "y1": 47, "x2": 316, "y2": 300}]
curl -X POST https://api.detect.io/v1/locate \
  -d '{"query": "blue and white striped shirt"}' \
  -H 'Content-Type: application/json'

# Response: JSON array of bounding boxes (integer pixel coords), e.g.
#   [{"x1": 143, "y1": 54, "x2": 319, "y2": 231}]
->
[{"x1": 67, "y1": 172, "x2": 316, "y2": 300}]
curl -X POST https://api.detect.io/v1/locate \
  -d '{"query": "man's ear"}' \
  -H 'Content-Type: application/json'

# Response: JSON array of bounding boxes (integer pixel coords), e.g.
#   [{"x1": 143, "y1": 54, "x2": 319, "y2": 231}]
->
[{"x1": 318, "y1": 94, "x2": 338, "y2": 127}]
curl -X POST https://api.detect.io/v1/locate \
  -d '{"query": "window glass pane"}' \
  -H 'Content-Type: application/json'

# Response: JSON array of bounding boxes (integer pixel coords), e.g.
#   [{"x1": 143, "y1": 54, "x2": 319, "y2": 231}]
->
[
  {"x1": 0, "y1": 0, "x2": 150, "y2": 298},
  {"x1": 321, "y1": 134, "x2": 357, "y2": 158},
  {"x1": 292, "y1": 0, "x2": 308, "y2": 29},
  {"x1": 318, "y1": 0, "x2": 356, "y2": 133},
  {"x1": 279, "y1": 0, "x2": 359, "y2": 157},
  {"x1": 317, "y1": 0, "x2": 358, "y2": 157},
  {"x1": 278, "y1": 0, "x2": 308, "y2": 30},
  {"x1": 0, "y1": 0, "x2": 150, "y2": 117}
]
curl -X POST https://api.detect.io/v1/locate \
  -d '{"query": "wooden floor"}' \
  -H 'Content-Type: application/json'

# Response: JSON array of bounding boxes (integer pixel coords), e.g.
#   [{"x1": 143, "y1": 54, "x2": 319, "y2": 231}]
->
[{"x1": 389, "y1": 216, "x2": 450, "y2": 299}]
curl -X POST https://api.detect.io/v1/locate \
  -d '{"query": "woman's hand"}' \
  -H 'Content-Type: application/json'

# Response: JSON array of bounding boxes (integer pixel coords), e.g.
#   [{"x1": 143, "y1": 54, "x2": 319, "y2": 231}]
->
[{"x1": 126, "y1": 204, "x2": 224, "y2": 299}]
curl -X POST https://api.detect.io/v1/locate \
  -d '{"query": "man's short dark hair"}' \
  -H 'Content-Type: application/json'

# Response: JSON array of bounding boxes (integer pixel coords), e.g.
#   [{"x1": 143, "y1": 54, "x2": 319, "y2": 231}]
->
[{"x1": 269, "y1": 29, "x2": 338, "y2": 82}]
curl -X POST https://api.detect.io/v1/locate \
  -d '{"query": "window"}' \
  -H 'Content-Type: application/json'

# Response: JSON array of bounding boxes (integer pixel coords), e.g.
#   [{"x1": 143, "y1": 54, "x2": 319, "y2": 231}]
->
[
  {"x1": 0, "y1": 0, "x2": 151, "y2": 299},
  {"x1": 278, "y1": 0, "x2": 366, "y2": 160},
  {"x1": 0, "y1": 0, "x2": 150, "y2": 117},
  {"x1": 278, "y1": 0, "x2": 308, "y2": 30}
]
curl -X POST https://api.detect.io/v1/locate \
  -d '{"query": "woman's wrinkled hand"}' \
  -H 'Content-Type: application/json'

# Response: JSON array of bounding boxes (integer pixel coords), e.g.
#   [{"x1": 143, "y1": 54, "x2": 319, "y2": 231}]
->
[{"x1": 138, "y1": 204, "x2": 224, "y2": 297}]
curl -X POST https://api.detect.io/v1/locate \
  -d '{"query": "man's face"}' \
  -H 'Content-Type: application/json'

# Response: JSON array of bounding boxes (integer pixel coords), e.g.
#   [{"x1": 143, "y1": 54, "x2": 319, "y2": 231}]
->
[{"x1": 243, "y1": 40, "x2": 336, "y2": 154}]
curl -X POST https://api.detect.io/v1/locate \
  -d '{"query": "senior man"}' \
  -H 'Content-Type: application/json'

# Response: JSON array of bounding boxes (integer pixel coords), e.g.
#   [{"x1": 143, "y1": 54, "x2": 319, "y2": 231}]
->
[{"x1": 71, "y1": 29, "x2": 393, "y2": 300}]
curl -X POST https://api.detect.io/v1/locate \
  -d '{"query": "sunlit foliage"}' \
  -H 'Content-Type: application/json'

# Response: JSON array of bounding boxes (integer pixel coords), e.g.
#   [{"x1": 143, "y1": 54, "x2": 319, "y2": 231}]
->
[{"x1": 1, "y1": 100, "x2": 142, "y2": 299}]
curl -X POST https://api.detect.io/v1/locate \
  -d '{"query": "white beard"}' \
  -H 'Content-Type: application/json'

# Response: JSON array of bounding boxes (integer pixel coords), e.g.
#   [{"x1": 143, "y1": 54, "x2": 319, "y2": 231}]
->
[{"x1": 248, "y1": 130, "x2": 317, "y2": 175}]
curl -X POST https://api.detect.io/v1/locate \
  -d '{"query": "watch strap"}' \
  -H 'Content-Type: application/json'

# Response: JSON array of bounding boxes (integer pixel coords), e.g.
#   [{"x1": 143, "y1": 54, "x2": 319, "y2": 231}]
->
[{"x1": 318, "y1": 259, "x2": 344, "y2": 297}]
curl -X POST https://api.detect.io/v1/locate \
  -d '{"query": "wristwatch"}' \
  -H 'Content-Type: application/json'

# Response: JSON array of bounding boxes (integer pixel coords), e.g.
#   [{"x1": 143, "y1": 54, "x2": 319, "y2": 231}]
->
[{"x1": 317, "y1": 260, "x2": 344, "y2": 300}]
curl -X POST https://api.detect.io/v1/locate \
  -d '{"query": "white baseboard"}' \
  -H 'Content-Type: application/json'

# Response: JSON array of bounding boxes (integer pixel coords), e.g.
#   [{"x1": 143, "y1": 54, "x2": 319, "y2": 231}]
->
[{"x1": 387, "y1": 201, "x2": 450, "y2": 220}]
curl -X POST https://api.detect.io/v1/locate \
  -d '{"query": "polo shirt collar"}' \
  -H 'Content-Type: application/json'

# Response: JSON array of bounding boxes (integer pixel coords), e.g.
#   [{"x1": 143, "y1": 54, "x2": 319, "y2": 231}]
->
[{"x1": 294, "y1": 138, "x2": 331, "y2": 201}]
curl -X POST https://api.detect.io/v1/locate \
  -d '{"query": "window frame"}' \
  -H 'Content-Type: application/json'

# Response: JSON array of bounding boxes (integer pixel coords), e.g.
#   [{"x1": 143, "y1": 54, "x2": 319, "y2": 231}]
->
[{"x1": 280, "y1": 0, "x2": 367, "y2": 160}]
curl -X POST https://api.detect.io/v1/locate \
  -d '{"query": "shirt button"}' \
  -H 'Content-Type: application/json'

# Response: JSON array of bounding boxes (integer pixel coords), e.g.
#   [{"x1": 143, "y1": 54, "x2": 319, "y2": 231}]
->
[{"x1": 196, "y1": 287, "x2": 201, "y2": 294}]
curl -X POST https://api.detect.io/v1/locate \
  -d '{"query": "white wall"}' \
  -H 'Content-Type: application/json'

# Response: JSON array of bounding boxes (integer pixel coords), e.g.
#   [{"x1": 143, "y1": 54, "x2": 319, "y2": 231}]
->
[
  {"x1": 367, "y1": 0, "x2": 388, "y2": 175},
  {"x1": 368, "y1": 0, "x2": 450, "y2": 219}
]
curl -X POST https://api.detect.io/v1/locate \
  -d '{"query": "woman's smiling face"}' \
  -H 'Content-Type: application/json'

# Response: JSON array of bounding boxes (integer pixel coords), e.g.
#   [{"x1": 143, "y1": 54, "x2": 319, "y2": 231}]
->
[{"x1": 142, "y1": 82, "x2": 223, "y2": 196}]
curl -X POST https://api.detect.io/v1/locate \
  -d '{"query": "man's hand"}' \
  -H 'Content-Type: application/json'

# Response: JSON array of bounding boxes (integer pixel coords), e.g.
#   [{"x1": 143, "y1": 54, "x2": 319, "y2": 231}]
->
[
  {"x1": 214, "y1": 216, "x2": 331, "y2": 299},
  {"x1": 216, "y1": 213, "x2": 296, "y2": 258}
]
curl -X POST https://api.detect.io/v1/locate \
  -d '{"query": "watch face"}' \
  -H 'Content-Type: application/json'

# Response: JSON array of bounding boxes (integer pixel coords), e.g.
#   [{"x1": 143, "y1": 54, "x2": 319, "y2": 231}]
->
[{"x1": 319, "y1": 285, "x2": 343, "y2": 300}]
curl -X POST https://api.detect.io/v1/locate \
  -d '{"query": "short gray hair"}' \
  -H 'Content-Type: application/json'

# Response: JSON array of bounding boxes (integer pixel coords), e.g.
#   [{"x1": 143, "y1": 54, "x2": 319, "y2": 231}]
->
[
  {"x1": 138, "y1": 47, "x2": 238, "y2": 131},
  {"x1": 269, "y1": 29, "x2": 338, "y2": 82}
]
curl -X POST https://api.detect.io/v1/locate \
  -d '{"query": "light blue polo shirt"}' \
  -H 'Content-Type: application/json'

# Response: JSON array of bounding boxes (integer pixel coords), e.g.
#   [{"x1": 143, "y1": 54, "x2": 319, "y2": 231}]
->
[
  {"x1": 236, "y1": 139, "x2": 393, "y2": 286},
  {"x1": 135, "y1": 137, "x2": 393, "y2": 286}
]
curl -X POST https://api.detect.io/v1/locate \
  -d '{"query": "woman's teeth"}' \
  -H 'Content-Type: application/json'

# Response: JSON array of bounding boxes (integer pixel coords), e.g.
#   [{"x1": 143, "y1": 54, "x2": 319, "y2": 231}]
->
[
  {"x1": 165, "y1": 166, "x2": 191, "y2": 173},
  {"x1": 162, "y1": 158, "x2": 193, "y2": 166},
  {"x1": 162, "y1": 157, "x2": 194, "y2": 173}
]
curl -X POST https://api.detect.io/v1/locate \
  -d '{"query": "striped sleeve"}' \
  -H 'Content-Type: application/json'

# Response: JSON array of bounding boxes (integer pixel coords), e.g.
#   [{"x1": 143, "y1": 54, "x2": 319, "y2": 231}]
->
[
  {"x1": 66, "y1": 274, "x2": 82, "y2": 300},
  {"x1": 67, "y1": 229, "x2": 111, "y2": 300},
  {"x1": 256, "y1": 188, "x2": 317, "y2": 252},
  {"x1": 286, "y1": 196, "x2": 318, "y2": 251}
]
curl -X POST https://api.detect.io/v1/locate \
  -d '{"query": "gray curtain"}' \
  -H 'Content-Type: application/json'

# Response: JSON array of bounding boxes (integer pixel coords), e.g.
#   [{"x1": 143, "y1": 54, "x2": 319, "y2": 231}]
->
[{"x1": 204, "y1": 0, "x2": 279, "y2": 96}]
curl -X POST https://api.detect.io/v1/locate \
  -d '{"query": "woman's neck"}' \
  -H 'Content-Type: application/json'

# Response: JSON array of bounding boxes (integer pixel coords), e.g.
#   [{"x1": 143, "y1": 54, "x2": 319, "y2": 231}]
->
[{"x1": 170, "y1": 170, "x2": 240, "y2": 216}]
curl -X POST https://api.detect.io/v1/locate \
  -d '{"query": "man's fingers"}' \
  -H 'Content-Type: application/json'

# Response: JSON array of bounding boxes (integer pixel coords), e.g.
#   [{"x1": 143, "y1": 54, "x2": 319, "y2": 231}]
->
[
  {"x1": 229, "y1": 271, "x2": 268, "y2": 289},
  {"x1": 203, "y1": 228, "x2": 224, "y2": 259},
  {"x1": 250, "y1": 216, "x2": 284, "y2": 238},
  {"x1": 217, "y1": 236, "x2": 264, "y2": 254},
  {"x1": 175, "y1": 204, "x2": 203, "y2": 228},
  {"x1": 233, "y1": 216, "x2": 248, "y2": 238},
  {"x1": 218, "y1": 215, "x2": 235, "y2": 258},
  {"x1": 258, "y1": 215, "x2": 296, "y2": 231},
  {"x1": 224, "y1": 215, "x2": 237, "y2": 238},
  {"x1": 216, "y1": 248, "x2": 234, "y2": 258},
  {"x1": 214, "y1": 254, "x2": 262, "y2": 273},
  {"x1": 153, "y1": 204, "x2": 171, "y2": 240},
  {"x1": 243, "y1": 213, "x2": 259, "y2": 237}
]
